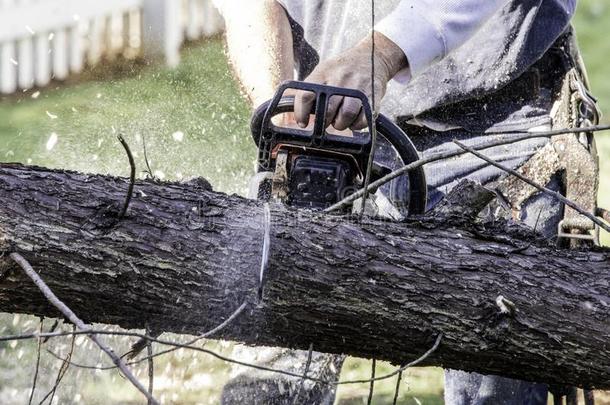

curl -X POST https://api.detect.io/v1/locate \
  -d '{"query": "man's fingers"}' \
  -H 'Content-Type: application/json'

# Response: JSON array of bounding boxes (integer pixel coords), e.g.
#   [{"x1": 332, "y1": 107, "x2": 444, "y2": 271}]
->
[
  {"x1": 333, "y1": 97, "x2": 362, "y2": 131},
  {"x1": 350, "y1": 108, "x2": 369, "y2": 131},
  {"x1": 325, "y1": 95, "x2": 344, "y2": 128},
  {"x1": 294, "y1": 90, "x2": 316, "y2": 128}
]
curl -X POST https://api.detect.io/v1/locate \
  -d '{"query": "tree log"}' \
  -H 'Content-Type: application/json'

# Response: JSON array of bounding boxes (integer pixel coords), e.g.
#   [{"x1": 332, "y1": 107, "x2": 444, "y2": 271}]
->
[{"x1": 0, "y1": 163, "x2": 608, "y2": 389}]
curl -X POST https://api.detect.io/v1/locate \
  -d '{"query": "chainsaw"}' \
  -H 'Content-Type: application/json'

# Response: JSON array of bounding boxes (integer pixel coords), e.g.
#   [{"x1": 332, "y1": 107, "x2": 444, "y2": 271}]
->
[{"x1": 249, "y1": 81, "x2": 427, "y2": 217}]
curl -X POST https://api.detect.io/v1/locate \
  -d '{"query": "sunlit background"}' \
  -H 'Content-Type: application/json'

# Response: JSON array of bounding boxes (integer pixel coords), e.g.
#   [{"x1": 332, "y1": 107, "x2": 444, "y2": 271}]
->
[{"x1": 0, "y1": 0, "x2": 608, "y2": 403}]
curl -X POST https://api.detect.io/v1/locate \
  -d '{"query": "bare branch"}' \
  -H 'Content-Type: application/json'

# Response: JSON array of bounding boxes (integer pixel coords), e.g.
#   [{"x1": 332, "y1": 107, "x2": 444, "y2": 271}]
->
[
  {"x1": 9, "y1": 252, "x2": 159, "y2": 405},
  {"x1": 483, "y1": 123, "x2": 610, "y2": 137},
  {"x1": 392, "y1": 369, "x2": 404, "y2": 405},
  {"x1": 326, "y1": 124, "x2": 610, "y2": 213},
  {"x1": 366, "y1": 359, "x2": 376, "y2": 405},
  {"x1": 36, "y1": 329, "x2": 442, "y2": 388},
  {"x1": 141, "y1": 134, "x2": 156, "y2": 180},
  {"x1": 127, "y1": 301, "x2": 248, "y2": 365},
  {"x1": 146, "y1": 328, "x2": 154, "y2": 405},
  {"x1": 117, "y1": 134, "x2": 136, "y2": 220},
  {"x1": 45, "y1": 332, "x2": 443, "y2": 387},
  {"x1": 40, "y1": 329, "x2": 75, "y2": 405},
  {"x1": 291, "y1": 343, "x2": 314, "y2": 405},
  {"x1": 27, "y1": 318, "x2": 43, "y2": 405}
]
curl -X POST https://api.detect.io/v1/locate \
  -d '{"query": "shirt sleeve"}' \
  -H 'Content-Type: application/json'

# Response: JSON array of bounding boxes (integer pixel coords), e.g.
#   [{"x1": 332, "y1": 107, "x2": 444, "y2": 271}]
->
[{"x1": 375, "y1": 0, "x2": 510, "y2": 82}]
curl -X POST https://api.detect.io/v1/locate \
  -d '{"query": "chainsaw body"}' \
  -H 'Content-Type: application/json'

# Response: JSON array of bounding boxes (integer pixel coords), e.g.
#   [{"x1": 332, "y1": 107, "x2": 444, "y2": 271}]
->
[{"x1": 250, "y1": 81, "x2": 427, "y2": 215}]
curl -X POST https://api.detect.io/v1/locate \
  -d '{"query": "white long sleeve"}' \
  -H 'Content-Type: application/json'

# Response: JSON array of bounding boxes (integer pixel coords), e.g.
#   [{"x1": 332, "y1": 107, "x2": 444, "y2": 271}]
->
[{"x1": 375, "y1": 0, "x2": 509, "y2": 80}]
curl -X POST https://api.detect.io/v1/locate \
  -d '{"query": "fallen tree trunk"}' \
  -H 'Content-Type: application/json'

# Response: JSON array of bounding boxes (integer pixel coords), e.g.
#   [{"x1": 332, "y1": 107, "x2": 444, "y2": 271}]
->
[{"x1": 0, "y1": 163, "x2": 608, "y2": 389}]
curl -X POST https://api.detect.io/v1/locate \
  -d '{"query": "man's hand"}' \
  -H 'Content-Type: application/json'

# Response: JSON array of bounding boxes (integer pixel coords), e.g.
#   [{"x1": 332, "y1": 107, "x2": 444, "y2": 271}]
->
[{"x1": 295, "y1": 31, "x2": 408, "y2": 131}]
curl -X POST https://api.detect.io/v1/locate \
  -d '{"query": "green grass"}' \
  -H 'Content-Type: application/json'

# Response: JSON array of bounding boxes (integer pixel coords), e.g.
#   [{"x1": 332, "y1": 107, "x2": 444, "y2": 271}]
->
[
  {"x1": 1, "y1": 2, "x2": 610, "y2": 403},
  {"x1": 0, "y1": 39, "x2": 255, "y2": 195}
]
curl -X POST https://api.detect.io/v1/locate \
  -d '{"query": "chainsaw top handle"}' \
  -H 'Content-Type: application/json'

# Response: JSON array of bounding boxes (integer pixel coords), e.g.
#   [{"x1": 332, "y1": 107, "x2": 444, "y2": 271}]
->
[
  {"x1": 251, "y1": 80, "x2": 374, "y2": 149},
  {"x1": 250, "y1": 80, "x2": 427, "y2": 215}
]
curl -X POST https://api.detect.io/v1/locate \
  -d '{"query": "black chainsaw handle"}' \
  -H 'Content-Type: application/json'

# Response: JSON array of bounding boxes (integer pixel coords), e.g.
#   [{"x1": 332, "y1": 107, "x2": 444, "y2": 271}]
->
[
  {"x1": 251, "y1": 80, "x2": 375, "y2": 149},
  {"x1": 250, "y1": 95, "x2": 299, "y2": 147}
]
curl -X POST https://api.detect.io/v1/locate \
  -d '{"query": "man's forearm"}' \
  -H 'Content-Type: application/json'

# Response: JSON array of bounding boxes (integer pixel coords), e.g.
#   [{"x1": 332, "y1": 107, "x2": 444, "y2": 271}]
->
[{"x1": 217, "y1": 0, "x2": 294, "y2": 107}]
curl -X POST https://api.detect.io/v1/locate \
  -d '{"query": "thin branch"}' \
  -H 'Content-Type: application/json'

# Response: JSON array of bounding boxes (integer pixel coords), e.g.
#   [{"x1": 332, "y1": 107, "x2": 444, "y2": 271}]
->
[
  {"x1": 453, "y1": 140, "x2": 610, "y2": 233},
  {"x1": 46, "y1": 332, "x2": 443, "y2": 387},
  {"x1": 335, "y1": 334, "x2": 442, "y2": 385},
  {"x1": 146, "y1": 328, "x2": 154, "y2": 405},
  {"x1": 392, "y1": 369, "x2": 404, "y2": 405},
  {"x1": 40, "y1": 328, "x2": 75, "y2": 405},
  {"x1": 3, "y1": 301, "x2": 248, "y2": 371},
  {"x1": 325, "y1": 124, "x2": 610, "y2": 213},
  {"x1": 484, "y1": 123, "x2": 610, "y2": 137},
  {"x1": 0, "y1": 306, "x2": 243, "y2": 345},
  {"x1": 28, "y1": 318, "x2": 43, "y2": 405},
  {"x1": 42, "y1": 319, "x2": 59, "y2": 344},
  {"x1": 290, "y1": 343, "x2": 314, "y2": 405},
  {"x1": 117, "y1": 134, "x2": 136, "y2": 219},
  {"x1": 366, "y1": 358, "x2": 376, "y2": 405},
  {"x1": 141, "y1": 134, "x2": 155, "y2": 180},
  {"x1": 126, "y1": 301, "x2": 248, "y2": 365},
  {"x1": 9, "y1": 252, "x2": 159, "y2": 405}
]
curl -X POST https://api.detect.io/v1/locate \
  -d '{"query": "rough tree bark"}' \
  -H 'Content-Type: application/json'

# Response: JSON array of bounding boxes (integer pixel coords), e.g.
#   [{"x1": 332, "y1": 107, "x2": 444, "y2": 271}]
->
[{"x1": 0, "y1": 163, "x2": 608, "y2": 389}]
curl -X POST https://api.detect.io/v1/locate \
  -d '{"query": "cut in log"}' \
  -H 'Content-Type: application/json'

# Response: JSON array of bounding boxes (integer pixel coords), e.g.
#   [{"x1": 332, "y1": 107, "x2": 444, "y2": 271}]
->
[{"x1": 0, "y1": 163, "x2": 608, "y2": 389}]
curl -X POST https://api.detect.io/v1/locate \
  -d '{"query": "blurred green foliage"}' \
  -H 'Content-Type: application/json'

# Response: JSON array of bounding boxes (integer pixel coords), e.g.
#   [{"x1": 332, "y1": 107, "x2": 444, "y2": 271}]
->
[{"x1": 573, "y1": 0, "x2": 610, "y2": 244}]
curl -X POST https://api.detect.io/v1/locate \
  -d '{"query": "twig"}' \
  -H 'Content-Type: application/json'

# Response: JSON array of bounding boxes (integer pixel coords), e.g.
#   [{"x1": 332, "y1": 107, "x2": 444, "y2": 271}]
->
[
  {"x1": 334, "y1": 334, "x2": 442, "y2": 385},
  {"x1": 291, "y1": 343, "x2": 314, "y2": 405},
  {"x1": 325, "y1": 124, "x2": 610, "y2": 213},
  {"x1": 392, "y1": 369, "x2": 404, "y2": 405},
  {"x1": 142, "y1": 134, "x2": 155, "y2": 180},
  {"x1": 128, "y1": 301, "x2": 248, "y2": 365},
  {"x1": 11, "y1": 327, "x2": 441, "y2": 388},
  {"x1": 117, "y1": 134, "x2": 136, "y2": 219},
  {"x1": 41, "y1": 328, "x2": 75, "y2": 405},
  {"x1": 484, "y1": 123, "x2": 610, "y2": 137},
  {"x1": 42, "y1": 319, "x2": 59, "y2": 344},
  {"x1": 9, "y1": 252, "x2": 159, "y2": 405},
  {"x1": 453, "y1": 140, "x2": 610, "y2": 233},
  {"x1": 5, "y1": 301, "x2": 247, "y2": 372},
  {"x1": 1, "y1": 302, "x2": 245, "y2": 348},
  {"x1": 46, "y1": 332, "x2": 443, "y2": 387},
  {"x1": 146, "y1": 328, "x2": 154, "y2": 405},
  {"x1": 28, "y1": 318, "x2": 43, "y2": 405},
  {"x1": 366, "y1": 358, "x2": 376, "y2": 405}
]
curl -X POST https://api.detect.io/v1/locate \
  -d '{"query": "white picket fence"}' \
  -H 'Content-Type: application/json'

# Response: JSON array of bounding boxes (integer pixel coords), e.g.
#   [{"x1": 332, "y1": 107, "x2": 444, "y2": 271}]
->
[{"x1": 0, "y1": 0, "x2": 224, "y2": 94}]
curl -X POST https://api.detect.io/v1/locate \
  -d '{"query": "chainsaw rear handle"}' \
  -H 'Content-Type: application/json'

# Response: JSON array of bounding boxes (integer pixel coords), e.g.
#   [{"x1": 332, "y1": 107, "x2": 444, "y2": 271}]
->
[{"x1": 250, "y1": 80, "x2": 427, "y2": 215}]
